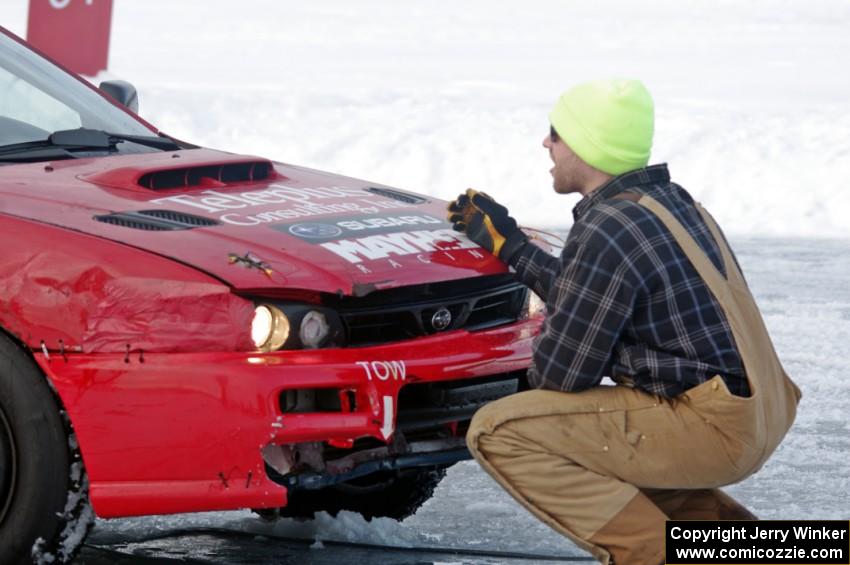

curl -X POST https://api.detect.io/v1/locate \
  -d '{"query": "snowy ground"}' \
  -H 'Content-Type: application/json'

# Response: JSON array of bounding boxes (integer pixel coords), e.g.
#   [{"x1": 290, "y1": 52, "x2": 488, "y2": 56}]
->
[
  {"x1": 2, "y1": 1, "x2": 850, "y2": 238},
  {"x1": 1, "y1": 1, "x2": 849, "y2": 563}
]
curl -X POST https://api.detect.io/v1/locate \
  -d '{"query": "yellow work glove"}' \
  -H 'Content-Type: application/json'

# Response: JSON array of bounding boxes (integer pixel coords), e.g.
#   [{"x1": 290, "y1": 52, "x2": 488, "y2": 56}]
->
[{"x1": 447, "y1": 189, "x2": 527, "y2": 261}]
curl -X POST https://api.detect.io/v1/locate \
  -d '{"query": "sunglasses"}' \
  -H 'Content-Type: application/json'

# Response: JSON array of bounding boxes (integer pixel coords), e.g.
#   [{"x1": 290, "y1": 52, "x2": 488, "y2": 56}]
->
[{"x1": 550, "y1": 125, "x2": 560, "y2": 143}]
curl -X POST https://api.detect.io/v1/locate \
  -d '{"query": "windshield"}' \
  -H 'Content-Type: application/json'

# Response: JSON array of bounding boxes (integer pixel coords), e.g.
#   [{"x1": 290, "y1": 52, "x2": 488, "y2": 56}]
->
[{"x1": 0, "y1": 30, "x2": 158, "y2": 152}]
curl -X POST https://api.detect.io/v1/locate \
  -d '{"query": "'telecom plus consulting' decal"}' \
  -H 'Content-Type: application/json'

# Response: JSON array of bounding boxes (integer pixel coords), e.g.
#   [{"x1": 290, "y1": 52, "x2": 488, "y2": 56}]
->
[{"x1": 150, "y1": 185, "x2": 419, "y2": 227}]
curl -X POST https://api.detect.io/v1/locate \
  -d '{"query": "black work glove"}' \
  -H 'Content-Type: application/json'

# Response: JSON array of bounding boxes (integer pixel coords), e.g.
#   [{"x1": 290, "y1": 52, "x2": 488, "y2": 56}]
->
[{"x1": 447, "y1": 189, "x2": 527, "y2": 262}]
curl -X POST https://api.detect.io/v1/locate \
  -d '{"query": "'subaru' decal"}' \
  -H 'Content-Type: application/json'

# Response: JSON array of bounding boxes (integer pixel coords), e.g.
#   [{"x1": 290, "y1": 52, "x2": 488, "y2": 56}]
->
[{"x1": 280, "y1": 214, "x2": 444, "y2": 243}]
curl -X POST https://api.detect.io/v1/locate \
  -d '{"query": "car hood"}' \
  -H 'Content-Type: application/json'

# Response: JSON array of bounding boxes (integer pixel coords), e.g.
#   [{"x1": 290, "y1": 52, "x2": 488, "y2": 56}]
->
[{"x1": 0, "y1": 149, "x2": 507, "y2": 296}]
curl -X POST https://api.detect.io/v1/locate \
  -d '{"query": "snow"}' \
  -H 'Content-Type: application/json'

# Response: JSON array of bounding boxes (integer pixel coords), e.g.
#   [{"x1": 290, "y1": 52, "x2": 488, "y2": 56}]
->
[
  {"x1": 29, "y1": 538, "x2": 54, "y2": 565},
  {"x1": 55, "y1": 472, "x2": 94, "y2": 563},
  {"x1": 2, "y1": 1, "x2": 849, "y2": 562},
  {"x1": 29, "y1": 422, "x2": 94, "y2": 564},
  {"x1": 251, "y1": 511, "x2": 418, "y2": 548},
  {"x1": 2, "y1": 0, "x2": 849, "y2": 238}
]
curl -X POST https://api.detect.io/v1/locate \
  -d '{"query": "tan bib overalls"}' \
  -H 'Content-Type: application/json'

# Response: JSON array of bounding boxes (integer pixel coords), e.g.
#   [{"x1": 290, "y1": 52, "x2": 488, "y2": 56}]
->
[{"x1": 467, "y1": 195, "x2": 801, "y2": 564}]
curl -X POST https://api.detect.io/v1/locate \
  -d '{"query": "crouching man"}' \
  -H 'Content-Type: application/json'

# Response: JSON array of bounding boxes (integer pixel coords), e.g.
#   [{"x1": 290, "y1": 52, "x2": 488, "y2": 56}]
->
[{"x1": 448, "y1": 79, "x2": 801, "y2": 565}]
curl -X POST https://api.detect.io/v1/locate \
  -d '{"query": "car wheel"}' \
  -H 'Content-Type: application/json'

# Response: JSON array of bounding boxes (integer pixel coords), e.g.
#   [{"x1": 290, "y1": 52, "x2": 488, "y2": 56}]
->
[
  {"x1": 0, "y1": 333, "x2": 93, "y2": 564},
  {"x1": 267, "y1": 466, "x2": 448, "y2": 522}
]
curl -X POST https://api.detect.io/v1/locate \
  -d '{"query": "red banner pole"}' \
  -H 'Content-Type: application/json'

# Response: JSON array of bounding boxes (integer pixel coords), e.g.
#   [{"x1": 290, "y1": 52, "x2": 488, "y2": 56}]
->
[{"x1": 26, "y1": 0, "x2": 114, "y2": 76}]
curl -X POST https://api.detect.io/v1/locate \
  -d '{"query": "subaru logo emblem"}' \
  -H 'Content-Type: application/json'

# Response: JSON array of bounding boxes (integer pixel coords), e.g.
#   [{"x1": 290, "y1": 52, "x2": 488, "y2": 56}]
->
[
  {"x1": 431, "y1": 307, "x2": 452, "y2": 331},
  {"x1": 288, "y1": 223, "x2": 343, "y2": 239}
]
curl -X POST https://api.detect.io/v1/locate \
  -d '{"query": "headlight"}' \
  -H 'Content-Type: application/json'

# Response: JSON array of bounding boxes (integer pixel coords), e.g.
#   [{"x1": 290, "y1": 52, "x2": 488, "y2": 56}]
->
[
  {"x1": 252, "y1": 305, "x2": 290, "y2": 351},
  {"x1": 300, "y1": 310, "x2": 330, "y2": 349},
  {"x1": 524, "y1": 291, "x2": 546, "y2": 319}
]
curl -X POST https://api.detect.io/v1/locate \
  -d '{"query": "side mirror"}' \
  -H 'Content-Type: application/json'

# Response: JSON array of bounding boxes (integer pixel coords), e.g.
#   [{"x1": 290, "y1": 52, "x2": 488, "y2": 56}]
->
[{"x1": 99, "y1": 80, "x2": 139, "y2": 114}]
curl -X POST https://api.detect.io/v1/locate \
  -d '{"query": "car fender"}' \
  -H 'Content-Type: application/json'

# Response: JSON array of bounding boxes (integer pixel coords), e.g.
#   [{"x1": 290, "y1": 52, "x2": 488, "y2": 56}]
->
[{"x1": 0, "y1": 213, "x2": 254, "y2": 354}]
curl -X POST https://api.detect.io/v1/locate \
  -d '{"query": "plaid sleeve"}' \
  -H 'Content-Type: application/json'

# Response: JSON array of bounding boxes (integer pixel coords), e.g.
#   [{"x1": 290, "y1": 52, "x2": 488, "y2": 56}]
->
[
  {"x1": 526, "y1": 235, "x2": 640, "y2": 392},
  {"x1": 509, "y1": 241, "x2": 561, "y2": 299}
]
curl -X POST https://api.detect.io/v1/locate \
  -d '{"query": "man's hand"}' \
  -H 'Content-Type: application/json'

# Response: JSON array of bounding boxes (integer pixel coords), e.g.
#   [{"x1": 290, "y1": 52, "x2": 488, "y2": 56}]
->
[{"x1": 447, "y1": 189, "x2": 527, "y2": 261}]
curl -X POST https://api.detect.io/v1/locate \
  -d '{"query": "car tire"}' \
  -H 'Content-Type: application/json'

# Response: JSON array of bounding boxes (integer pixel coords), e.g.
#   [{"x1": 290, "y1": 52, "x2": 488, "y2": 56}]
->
[
  {"x1": 0, "y1": 333, "x2": 93, "y2": 564},
  {"x1": 263, "y1": 466, "x2": 448, "y2": 522}
]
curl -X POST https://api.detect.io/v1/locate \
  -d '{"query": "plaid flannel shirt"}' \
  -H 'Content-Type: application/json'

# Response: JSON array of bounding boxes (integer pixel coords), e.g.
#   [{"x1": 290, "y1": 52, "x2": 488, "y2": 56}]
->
[{"x1": 510, "y1": 164, "x2": 748, "y2": 397}]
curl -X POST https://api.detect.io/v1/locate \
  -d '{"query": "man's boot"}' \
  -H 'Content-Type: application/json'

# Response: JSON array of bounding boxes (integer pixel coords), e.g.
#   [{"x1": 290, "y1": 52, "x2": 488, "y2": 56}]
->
[{"x1": 588, "y1": 493, "x2": 667, "y2": 565}]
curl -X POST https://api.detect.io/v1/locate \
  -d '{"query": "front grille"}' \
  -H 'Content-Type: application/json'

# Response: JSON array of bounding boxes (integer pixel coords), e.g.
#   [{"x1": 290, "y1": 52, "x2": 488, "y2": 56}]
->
[
  {"x1": 397, "y1": 372, "x2": 523, "y2": 433},
  {"x1": 333, "y1": 275, "x2": 527, "y2": 346}
]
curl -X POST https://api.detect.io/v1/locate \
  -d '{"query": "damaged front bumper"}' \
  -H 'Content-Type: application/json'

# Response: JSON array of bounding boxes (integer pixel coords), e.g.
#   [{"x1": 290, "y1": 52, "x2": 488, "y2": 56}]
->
[
  {"x1": 264, "y1": 371, "x2": 523, "y2": 491},
  {"x1": 269, "y1": 441, "x2": 471, "y2": 492},
  {"x1": 36, "y1": 318, "x2": 539, "y2": 518}
]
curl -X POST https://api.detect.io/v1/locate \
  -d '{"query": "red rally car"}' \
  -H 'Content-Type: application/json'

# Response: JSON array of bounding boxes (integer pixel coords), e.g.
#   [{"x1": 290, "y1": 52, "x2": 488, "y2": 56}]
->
[{"x1": 0, "y1": 26, "x2": 544, "y2": 563}]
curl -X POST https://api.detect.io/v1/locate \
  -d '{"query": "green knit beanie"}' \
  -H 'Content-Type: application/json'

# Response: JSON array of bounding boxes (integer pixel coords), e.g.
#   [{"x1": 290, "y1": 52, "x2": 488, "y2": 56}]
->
[{"x1": 549, "y1": 79, "x2": 654, "y2": 176}]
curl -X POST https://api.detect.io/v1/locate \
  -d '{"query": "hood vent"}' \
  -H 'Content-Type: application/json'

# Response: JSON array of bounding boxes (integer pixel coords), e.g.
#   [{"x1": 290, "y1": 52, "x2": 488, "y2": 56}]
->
[
  {"x1": 138, "y1": 161, "x2": 274, "y2": 190},
  {"x1": 94, "y1": 210, "x2": 220, "y2": 231},
  {"x1": 366, "y1": 187, "x2": 428, "y2": 204}
]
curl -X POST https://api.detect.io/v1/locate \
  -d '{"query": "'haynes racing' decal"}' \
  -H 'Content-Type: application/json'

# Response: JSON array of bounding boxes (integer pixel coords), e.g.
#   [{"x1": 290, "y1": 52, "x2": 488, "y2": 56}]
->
[{"x1": 319, "y1": 228, "x2": 482, "y2": 264}]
